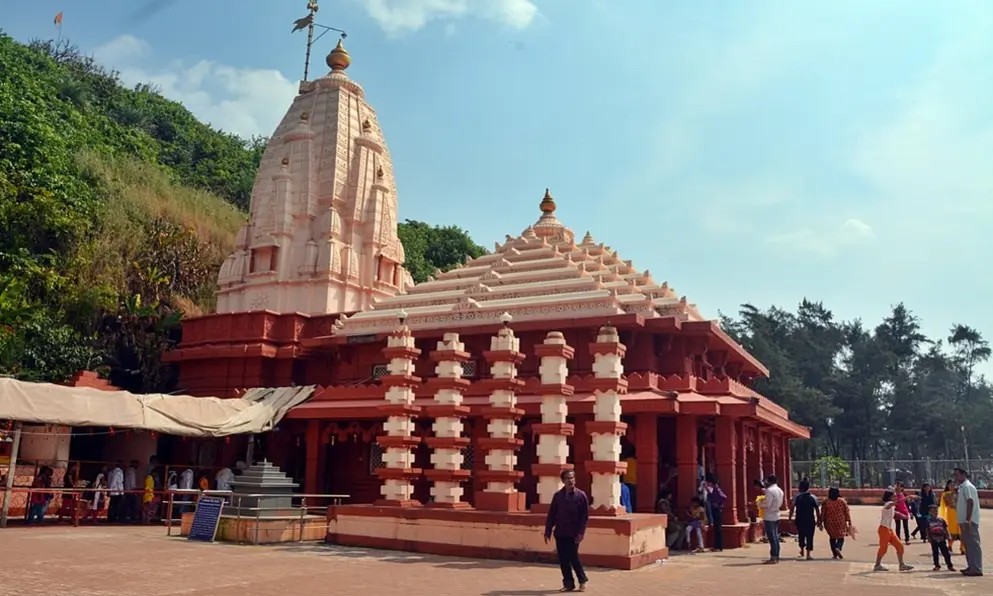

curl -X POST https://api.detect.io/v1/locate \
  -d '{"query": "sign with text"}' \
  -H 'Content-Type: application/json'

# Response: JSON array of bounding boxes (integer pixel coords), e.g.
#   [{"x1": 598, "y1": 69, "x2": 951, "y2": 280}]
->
[{"x1": 188, "y1": 496, "x2": 225, "y2": 542}]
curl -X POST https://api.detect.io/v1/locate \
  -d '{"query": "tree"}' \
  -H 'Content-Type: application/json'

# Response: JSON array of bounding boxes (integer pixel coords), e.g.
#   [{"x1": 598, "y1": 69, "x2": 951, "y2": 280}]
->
[{"x1": 397, "y1": 220, "x2": 486, "y2": 283}]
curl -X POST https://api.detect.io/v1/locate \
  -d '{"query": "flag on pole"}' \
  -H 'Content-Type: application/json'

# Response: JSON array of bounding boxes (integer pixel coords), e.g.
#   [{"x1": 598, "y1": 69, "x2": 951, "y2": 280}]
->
[
  {"x1": 54, "y1": 11, "x2": 64, "y2": 25},
  {"x1": 291, "y1": 15, "x2": 312, "y2": 33}
]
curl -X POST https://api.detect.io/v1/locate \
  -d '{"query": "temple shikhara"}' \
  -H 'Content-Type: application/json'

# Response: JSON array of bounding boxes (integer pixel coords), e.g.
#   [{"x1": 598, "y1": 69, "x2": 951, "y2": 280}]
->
[{"x1": 165, "y1": 38, "x2": 809, "y2": 568}]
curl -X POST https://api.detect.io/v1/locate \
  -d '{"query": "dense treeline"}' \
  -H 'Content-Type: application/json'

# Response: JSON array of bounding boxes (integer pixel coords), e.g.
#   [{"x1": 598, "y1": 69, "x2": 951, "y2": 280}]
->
[
  {"x1": 0, "y1": 34, "x2": 483, "y2": 391},
  {"x1": 721, "y1": 301, "x2": 992, "y2": 462}
]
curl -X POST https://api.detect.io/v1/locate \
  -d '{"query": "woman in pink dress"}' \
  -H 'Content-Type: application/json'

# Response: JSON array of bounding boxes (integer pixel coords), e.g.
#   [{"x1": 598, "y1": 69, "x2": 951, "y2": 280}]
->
[{"x1": 893, "y1": 482, "x2": 914, "y2": 544}]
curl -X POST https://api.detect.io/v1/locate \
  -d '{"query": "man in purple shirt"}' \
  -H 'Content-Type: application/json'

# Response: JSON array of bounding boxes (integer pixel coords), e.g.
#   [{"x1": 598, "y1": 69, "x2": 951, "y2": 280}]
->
[{"x1": 544, "y1": 469, "x2": 590, "y2": 592}]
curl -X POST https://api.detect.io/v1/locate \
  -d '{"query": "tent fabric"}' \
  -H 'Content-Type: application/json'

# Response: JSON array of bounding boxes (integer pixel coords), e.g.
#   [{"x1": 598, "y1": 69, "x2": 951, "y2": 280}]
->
[{"x1": 0, "y1": 378, "x2": 314, "y2": 437}]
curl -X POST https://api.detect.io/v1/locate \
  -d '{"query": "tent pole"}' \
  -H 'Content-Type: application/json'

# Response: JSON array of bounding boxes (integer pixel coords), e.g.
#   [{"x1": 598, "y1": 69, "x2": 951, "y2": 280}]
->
[{"x1": 1, "y1": 422, "x2": 24, "y2": 528}]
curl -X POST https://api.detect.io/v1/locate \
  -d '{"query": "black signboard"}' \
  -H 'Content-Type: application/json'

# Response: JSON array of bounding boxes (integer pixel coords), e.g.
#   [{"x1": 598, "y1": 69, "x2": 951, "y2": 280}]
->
[{"x1": 188, "y1": 496, "x2": 225, "y2": 542}]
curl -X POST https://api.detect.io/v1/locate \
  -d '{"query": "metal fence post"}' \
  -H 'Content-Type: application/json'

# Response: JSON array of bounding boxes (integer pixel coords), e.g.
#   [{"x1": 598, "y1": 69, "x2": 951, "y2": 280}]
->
[
  {"x1": 819, "y1": 460, "x2": 828, "y2": 488},
  {"x1": 889, "y1": 460, "x2": 896, "y2": 487},
  {"x1": 853, "y1": 459, "x2": 861, "y2": 488},
  {"x1": 299, "y1": 497, "x2": 307, "y2": 542}
]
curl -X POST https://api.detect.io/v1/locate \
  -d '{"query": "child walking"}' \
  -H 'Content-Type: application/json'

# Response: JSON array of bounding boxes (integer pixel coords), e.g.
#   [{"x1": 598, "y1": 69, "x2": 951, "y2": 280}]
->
[
  {"x1": 874, "y1": 490, "x2": 914, "y2": 572},
  {"x1": 685, "y1": 497, "x2": 706, "y2": 553},
  {"x1": 927, "y1": 504, "x2": 955, "y2": 572}
]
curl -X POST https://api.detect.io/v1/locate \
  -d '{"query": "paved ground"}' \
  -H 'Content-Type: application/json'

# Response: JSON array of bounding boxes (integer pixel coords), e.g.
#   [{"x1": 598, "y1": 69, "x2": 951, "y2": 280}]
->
[{"x1": 0, "y1": 506, "x2": 988, "y2": 596}]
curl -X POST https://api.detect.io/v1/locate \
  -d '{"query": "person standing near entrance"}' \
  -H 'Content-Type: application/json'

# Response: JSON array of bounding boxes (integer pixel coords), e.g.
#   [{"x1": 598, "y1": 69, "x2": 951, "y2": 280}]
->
[
  {"x1": 544, "y1": 469, "x2": 590, "y2": 593},
  {"x1": 706, "y1": 475, "x2": 728, "y2": 552},
  {"x1": 107, "y1": 462, "x2": 124, "y2": 522},
  {"x1": 954, "y1": 468, "x2": 983, "y2": 577},
  {"x1": 761, "y1": 474, "x2": 784, "y2": 564},
  {"x1": 621, "y1": 449, "x2": 637, "y2": 513}
]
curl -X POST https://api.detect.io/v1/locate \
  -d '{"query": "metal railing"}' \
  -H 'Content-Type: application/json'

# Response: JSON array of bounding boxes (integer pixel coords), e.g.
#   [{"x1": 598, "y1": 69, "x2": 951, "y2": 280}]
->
[
  {"x1": 163, "y1": 491, "x2": 350, "y2": 545},
  {"x1": 792, "y1": 459, "x2": 993, "y2": 489}
]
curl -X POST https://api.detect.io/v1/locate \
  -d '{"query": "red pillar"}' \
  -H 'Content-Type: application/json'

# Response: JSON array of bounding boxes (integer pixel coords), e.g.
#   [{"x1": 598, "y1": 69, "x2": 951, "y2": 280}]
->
[
  {"x1": 735, "y1": 419, "x2": 748, "y2": 523},
  {"x1": 746, "y1": 424, "x2": 762, "y2": 521},
  {"x1": 714, "y1": 416, "x2": 738, "y2": 523},
  {"x1": 765, "y1": 430, "x2": 776, "y2": 481},
  {"x1": 675, "y1": 415, "x2": 698, "y2": 511},
  {"x1": 779, "y1": 434, "x2": 791, "y2": 503},
  {"x1": 634, "y1": 413, "x2": 659, "y2": 513},
  {"x1": 304, "y1": 420, "x2": 320, "y2": 495},
  {"x1": 572, "y1": 415, "x2": 593, "y2": 497}
]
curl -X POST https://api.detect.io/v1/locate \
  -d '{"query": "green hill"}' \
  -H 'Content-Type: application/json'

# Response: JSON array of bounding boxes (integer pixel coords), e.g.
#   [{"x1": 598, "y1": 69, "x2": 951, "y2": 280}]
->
[{"x1": 0, "y1": 34, "x2": 483, "y2": 391}]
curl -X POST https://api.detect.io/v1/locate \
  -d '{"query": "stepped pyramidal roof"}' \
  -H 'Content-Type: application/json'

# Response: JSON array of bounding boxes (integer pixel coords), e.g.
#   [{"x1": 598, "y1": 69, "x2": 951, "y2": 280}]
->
[{"x1": 333, "y1": 189, "x2": 704, "y2": 336}]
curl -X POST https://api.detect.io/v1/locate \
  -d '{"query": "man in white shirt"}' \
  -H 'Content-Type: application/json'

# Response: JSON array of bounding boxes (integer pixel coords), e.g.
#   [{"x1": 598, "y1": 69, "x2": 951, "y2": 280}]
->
[
  {"x1": 123, "y1": 460, "x2": 138, "y2": 522},
  {"x1": 107, "y1": 462, "x2": 125, "y2": 523},
  {"x1": 215, "y1": 466, "x2": 235, "y2": 492},
  {"x1": 954, "y1": 468, "x2": 983, "y2": 577},
  {"x1": 761, "y1": 474, "x2": 785, "y2": 564}
]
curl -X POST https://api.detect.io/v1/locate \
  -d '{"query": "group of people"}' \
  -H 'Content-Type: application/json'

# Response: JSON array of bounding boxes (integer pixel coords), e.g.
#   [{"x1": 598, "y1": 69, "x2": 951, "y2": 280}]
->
[
  {"x1": 764, "y1": 467, "x2": 983, "y2": 577},
  {"x1": 24, "y1": 457, "x2": 245, "y2": 524}
]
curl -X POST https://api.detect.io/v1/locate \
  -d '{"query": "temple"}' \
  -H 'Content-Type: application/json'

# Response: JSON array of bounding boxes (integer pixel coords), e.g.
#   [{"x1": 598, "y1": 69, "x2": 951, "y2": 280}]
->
[{"x1": 164, "y1": 38, "x2": 809, "y2": 567}]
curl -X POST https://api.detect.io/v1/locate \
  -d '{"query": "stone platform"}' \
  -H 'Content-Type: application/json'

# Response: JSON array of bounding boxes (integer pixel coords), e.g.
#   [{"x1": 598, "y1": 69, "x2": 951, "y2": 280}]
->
[
  {"x1": 179, "y1": 512, "x2": 326, "y2": 544},
  {"x1": 325, "y1": 505, "x2": 668, "y2": 570}
]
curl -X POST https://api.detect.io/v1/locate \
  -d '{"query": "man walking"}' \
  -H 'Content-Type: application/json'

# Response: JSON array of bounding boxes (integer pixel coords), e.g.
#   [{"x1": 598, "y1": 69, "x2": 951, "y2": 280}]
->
[
  {"x1": 544, "y1": 469, "x2": 590, "y2": 592},
  {"x1": 954, "y1": 468, "x2": 983, "y2": 577},
  {"x1": 762, "y1": 474, "x2": 784, "y2": 564}
]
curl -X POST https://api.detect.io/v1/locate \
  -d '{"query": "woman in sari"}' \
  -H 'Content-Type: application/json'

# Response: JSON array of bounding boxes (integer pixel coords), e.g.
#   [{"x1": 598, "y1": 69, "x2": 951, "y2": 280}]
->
[{"x1": 938, "y1": 480, "x2": 964, "y2": 555}]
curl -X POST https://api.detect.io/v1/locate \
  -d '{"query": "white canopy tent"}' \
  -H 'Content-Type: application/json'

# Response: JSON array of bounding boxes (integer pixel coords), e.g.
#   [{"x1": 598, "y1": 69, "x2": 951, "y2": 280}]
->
[
  {"x1": 0, "y1": 377, "x2": 315, "y2": 527},
  {"x1": 0, "y1": 378, "x2": 315, "y2": 437}
]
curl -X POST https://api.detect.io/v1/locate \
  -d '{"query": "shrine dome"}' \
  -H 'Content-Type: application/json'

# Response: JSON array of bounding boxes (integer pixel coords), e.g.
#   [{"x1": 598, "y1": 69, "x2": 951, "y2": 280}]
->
[{"x1": 333, "y1": 189, "x2": 705, "y2": 337}]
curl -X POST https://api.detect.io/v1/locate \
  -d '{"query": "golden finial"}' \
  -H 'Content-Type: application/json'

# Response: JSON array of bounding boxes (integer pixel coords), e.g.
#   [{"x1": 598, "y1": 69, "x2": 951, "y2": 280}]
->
[
  {"x1": 539, "y1": 188, "x2": 556, "y2": 214},
  {"x1": 327, "y1": 38, "x2": 351, "y2": 72}
]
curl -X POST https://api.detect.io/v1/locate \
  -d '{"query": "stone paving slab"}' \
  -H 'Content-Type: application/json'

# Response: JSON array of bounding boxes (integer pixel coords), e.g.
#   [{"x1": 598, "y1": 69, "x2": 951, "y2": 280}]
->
[{"x1": 0, "y1": 507, "x2": 987, "y2": 596}]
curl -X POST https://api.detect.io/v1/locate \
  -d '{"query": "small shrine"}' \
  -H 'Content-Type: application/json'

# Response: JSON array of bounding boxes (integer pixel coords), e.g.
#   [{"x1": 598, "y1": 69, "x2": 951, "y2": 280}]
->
[{"x1": 226, "y1": 460, "x2": 300, "y2": 519}]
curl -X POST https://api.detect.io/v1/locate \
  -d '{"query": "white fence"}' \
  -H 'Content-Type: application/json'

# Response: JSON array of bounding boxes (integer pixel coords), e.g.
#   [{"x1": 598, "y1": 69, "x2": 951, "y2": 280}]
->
[{"x1": 791, "y1": 459, "x2": 993, "y2": 490}]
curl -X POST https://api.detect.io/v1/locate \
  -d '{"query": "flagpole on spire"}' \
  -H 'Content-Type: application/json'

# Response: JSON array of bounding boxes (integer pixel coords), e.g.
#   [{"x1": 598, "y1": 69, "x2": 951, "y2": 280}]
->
[
  {"x1": 292, "y1": 1, "x2": 347, "y2": 82},
  {"x1": 302, "y1": 1, "x2": 318, "y2": 82}
]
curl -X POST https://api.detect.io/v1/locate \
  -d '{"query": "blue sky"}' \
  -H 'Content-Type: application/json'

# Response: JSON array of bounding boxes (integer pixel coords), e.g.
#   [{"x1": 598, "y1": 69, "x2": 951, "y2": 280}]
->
[{"x1": 4, "y1": 1, "x2": 992, "y2": 373}]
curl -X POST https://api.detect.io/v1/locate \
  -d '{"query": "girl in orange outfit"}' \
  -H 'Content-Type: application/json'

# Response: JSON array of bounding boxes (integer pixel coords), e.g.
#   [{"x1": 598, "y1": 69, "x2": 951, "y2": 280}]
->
[{"x1": 874, "y1": 489, "x2": 914, "y2": 572}]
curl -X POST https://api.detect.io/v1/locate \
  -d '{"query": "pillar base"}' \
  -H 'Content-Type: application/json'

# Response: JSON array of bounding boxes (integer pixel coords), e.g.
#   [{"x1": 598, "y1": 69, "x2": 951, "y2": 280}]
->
[
  {"x1": 474, "y1": 491, "x2": 526, "y2": 512},
  {"x1": 590, "y1": 505, "x2": 626, "y2": 517},
  {"x1": 530, "y1": 503, "x2": 552, "y2": 514},
  {"x1": 425, "y1": 501, "x2": 473, "y2": 510},
  {"x1": 374, "y1": 499, "x2": 422, "y2": 508}
]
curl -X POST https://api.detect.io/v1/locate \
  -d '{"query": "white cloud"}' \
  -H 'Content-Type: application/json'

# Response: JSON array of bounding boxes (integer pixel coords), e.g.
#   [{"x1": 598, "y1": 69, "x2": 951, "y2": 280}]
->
[
  {"x1": 92, "y1": 35, "x2": 297, "y2": 139},
  {"x1": 355, "y1": 0, "x2": 539, "y2": 34},
  {"x1": 765, "y1": 218, "x2": 874, "y2": 257}
]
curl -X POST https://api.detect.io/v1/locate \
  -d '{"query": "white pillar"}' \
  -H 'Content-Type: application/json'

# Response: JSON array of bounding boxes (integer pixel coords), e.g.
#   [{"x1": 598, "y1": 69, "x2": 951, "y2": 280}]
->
[
  {"x1": 531, "y1": 331, "x2": 575, "y2": 513},
  {"x1": 374, "y1": 311, "x2": 423, "y2": 506},
  {"x1": 587, "y1": 324, "x2": 629, "y2": 515},
  {"x1": 475, "y1": 313, "x2": 526, "y2": 512},
  {"x1": 423, "y1": 332, "x2": 472, "y2": 508}
]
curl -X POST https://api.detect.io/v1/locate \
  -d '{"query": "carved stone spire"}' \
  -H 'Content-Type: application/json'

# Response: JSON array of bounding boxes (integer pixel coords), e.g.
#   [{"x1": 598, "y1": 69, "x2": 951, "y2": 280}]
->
[{"x1": 216, "y1": 41, "x2": 412, "y2": 314}]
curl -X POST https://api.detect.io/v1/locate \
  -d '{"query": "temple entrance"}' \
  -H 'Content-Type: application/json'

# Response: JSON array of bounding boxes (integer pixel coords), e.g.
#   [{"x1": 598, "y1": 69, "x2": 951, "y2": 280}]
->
[{"x1": 324, "y1": 438, "x2": 379, "y2": 503}]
